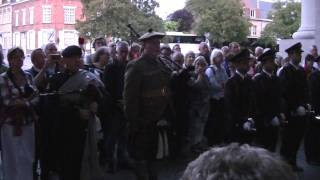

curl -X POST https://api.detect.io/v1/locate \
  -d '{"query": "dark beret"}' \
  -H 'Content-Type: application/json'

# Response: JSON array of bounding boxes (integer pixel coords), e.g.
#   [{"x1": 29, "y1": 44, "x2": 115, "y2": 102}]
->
[{"x1": 139, "y1": 29, "x2": 165, "y2": 42}]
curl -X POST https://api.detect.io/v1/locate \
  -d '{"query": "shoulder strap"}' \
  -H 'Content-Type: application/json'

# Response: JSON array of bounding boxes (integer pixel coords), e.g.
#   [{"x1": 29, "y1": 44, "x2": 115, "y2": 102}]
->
[{"x1": 210, "y1": 66, "x2": 216, "y2": 75}]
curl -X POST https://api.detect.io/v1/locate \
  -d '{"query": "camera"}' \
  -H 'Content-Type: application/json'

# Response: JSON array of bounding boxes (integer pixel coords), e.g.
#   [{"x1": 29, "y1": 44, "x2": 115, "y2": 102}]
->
[{"x1": 50, "y1": 54, "x2": 61, "y2": 61}]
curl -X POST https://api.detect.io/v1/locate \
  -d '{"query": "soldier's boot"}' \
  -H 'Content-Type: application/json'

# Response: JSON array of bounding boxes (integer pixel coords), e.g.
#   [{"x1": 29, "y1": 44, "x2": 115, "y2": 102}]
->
[
  {"x1": 134, "y1": 160, "x2": 149, "y2": 180},
  {"x1": 148, "y1": 162, "x2": 158, "y2": 180}
]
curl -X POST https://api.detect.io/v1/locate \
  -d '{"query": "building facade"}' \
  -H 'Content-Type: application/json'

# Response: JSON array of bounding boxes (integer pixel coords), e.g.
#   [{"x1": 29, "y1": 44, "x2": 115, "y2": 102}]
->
[
  {"x1": 0, "y1": 0, "x2": 84, "y2": 53},
  {"x1": 243, "y1": 0, "x2": 274, "y2": 39},
  {"x1": 0, "y1": 0, "x2": 13, "y2": 51}
]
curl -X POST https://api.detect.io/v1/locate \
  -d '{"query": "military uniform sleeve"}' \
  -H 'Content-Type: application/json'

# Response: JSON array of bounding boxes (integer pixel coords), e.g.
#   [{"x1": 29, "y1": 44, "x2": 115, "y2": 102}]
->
[{"x1": 124, "y1": 61, "x2": 142, "y2": 131}]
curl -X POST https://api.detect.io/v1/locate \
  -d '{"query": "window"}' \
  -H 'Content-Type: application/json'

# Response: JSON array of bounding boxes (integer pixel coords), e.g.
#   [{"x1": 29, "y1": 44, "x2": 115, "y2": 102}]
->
[
  {"x1": 250, "y1": 9, "x2": 256, "y2": 18},
  {"x1": 42, "y1": 6, "x2": 51, "y2": 23},
  {"x1": 64, "y1": 31, "x2": 77, "y2": 47},
  {"x1": 22, "y1": 9, "x2": 26, "y2": 25},
  {"x1": 64, "y1": 6, "x2": 76, "y2": 24},
  {"x1": 251, "y1": 25, "x2": 257, "y2": 36},
  {"x1": 27, "y1": 30, "x2": 35, "y2": 49},
  {"x1": 13, "y1": 32, "x2": 20, "y2": 47},
  {"x1": 29, "y1": 7, "x2": 34, "y2": 24},
  {"x1": 15, "y1": 10, "x2": 19, "y2": 26},
  {"x1": 0, "y1": 9, "x2": 3, "y2": 24}
]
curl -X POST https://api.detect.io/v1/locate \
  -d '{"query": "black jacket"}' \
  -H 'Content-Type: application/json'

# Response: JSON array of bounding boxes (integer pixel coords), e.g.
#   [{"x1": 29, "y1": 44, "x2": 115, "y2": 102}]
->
[
  {"x1": 253, "y1": 71, "x2": 282, "y2": 126},
  {"x1": 225, "y1": 73, "x2": 255, "y2": 126},
  {"x1": 279, "y1": 63, "x2": 308, "y2": 112},
  {"x1": 309, "y1": 69, "x2": 320, "y2": 114}
]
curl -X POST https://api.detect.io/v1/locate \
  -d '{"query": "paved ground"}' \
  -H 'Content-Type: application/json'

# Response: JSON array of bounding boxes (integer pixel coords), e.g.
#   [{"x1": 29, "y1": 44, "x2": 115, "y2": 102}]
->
[{"x1": 104, "y1": 144, "x2": 320, "y2": 180}]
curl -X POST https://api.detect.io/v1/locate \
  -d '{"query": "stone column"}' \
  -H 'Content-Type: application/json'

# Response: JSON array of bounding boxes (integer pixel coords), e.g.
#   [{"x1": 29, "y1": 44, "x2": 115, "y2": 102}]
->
[{"x1": 292, "y1": 0, "x2": 316, "y2": 39}]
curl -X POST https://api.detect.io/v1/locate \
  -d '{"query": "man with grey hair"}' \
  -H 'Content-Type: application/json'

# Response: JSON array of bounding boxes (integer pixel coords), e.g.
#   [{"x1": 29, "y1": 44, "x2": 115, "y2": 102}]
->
[
  {"x1": 103, "y1": 41, "x2": 130, "y2": 171},
  {"x1": 255, "y1": 46, "x2": 264, "y2": 59},
  {"x1": 172, "y1": 52, "x2": 184, "y2": 67},
  {"x1": 181, "y1": 143, "x2": 296, "y2": 180}
]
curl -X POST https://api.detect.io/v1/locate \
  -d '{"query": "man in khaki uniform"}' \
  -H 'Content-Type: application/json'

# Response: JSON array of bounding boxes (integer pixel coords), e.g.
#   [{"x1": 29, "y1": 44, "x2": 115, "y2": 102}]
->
[{"x1": 124, "y1": 29, "x2": 172, "y2": 180}]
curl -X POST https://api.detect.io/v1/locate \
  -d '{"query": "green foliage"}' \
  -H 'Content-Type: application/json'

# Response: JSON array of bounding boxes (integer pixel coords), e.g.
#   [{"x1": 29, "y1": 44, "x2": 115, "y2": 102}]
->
[
  {"x1": 164, "y1": 21, "x2": 179, "y2": 32},
  {"x1": 260, "y1": 0, "x2": 301, "y2": 45},
  {"x1": 77, "y1": 0, "x2": 164, "y2": 41},
  {"x1": 186, "y1": 0, "x2": 250, "y2": 44}
]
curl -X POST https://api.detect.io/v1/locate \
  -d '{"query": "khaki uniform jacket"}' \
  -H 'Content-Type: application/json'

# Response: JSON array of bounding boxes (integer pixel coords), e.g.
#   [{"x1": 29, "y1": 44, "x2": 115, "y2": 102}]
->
[{"x1": 124, "y1": 54, "x2": 172, "y2": 160}]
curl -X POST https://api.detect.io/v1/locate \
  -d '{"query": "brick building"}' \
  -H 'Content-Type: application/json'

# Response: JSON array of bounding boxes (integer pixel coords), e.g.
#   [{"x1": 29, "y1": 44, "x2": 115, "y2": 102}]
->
[
  {"x1": 0, "y1": 0, "x2": 84, "y2": 53},
  {"x1": 243, "y1": 0, "x2": 274, "y2": 39},
  {"x1": 0, "y1": 0, "x2": 13, "y2": 51}
]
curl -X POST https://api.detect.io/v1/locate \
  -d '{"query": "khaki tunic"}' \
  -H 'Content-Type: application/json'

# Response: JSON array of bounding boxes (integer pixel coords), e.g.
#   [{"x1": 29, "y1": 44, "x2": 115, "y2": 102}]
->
[{"x1": 124, "y1": 54, "x2": 171, "y2": 160}]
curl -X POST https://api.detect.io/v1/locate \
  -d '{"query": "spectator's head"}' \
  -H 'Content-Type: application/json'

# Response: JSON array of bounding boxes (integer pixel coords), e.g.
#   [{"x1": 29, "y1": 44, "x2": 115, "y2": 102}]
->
[
  {"x1": 255, "y1": 46, "x2": 264, "y2": 58},
  {"x1": 185, "y1": 51, "x2": 196, "y2": 68},
  {"x1": 44, "y1": 43, "x2": 58, "y2": 56},
  {"x1": 310, "y1": 45, "x2": 318, "y2": 57},
  {"x1": 61, "y1": 45, "x2": 82, "y2": 73},
  {"x1": 116, "y1": 41, "x2": 129, "y2": 62},
  {"x1": 129, "y1": 43, "x2": 141, "y2": 60},
  {"x1": 275, "y1": 55, "x2": 283, "y2": 67},
  {"x1": 93, "y1": 37, "x2": 107, "y2": 50},
  {"x1": 305, "y1": 54, "x2": 315, "y2": 71},
  {"x1": 7, "y1": 47, "x2": 25, "y2": 70},
  {"x1": 108, "y1": 42, "x2": 117, "y2": 59},
  {"x1": 194, "y1": 56, "x2": 208, "y2": 75},
  {"x1": 210, "y1": 49, "x2": 223, "y2": 66},
  {"x1": 160, "y1": 44, "x2": 172, "y2": 58},
  {"x1": 221, "y1": 46, "x2": 229, "y2": 58},
  {"x1": 93, "y1": 46, "x2": 109, "y2": 68},
  {"x1": 172, "y1": 52, "x2": 184, "y2": 67},
  {"x1": 229, "y1": 42, "x2": 241, "y2": 54},
  {"x1": 172, "y1": 44, "x2": 181, "y2": 53},
  {"x1": 199, "y1": 42, "x2": 210, "y2": 56},
  {"x1": 286, "y1": 42, "x2": 303, "y2": 65},
  {"x1": 181, "y1": 143, "x2": 296, "y2": 180},
  {"x1": 31, "y1": 48, "x2": 46, "y2": 69}
]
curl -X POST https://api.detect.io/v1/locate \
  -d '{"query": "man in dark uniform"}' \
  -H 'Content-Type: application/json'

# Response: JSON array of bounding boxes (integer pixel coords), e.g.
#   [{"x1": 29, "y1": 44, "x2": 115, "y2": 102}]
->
[
  {"x1": 103, "y1": 41, "x2": 130, "y2": 171},
  {"x1": 224, "y1": 49, "x2": 255, "y2": 144},
  {"x1": 253, "y1": 49, "x2": 284, "y2": 152},
  {"x1": 305, "y1": 56, "x2": 320, "y2": 165},
  {"x1": 124, "y1": 29, "x2": 171, "y2": 180},
  {"x1": 279, "y1": 42, "x2": 309, "y2": 171},
  {"x1": 44, "y1": 45, "x2": 106, "y2": 180}
]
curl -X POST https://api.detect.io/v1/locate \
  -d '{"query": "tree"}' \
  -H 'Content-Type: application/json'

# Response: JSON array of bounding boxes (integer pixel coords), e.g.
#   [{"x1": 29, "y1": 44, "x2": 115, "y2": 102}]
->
[
  {"x1": 260, "y1": 0, "x2": 301, "y2": 46},
  {"x1": 167, "y1": 9, "x2": 194, "y2": 32},
  {"x1": 186, "y1": 0, "x2": 250, "y2": 44},
  {"x1": 77, "y1": 0, "x2": 164, "y2": 41},
  {"x1": 164, "y1": 21, "x2": 179, "y2": 32}
]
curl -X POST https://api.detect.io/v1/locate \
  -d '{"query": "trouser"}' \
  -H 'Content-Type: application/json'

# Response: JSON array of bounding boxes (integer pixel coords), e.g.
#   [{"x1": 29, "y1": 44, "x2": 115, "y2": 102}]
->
[
  {"x1": 205, "y1": 98, "x2": 225, "y2": 146},
  {"x1": 105, "y1": 109, "x2": 129, "y2": 169},
  {"x1": 133, "y1": 160, "x2": 158, "y2": 180},
  {"x1": 280, "y1": 115, "x2": 306, "y2": 166},
  {"x1": 256, "y1": 125, "x2": 279, "y2": 152},
  {"x1": 304, "y1": 115, "x2": 320, "y2": 164},
  {"x1": 1, "y1": 123, "x2": 35, "y2": 180}
]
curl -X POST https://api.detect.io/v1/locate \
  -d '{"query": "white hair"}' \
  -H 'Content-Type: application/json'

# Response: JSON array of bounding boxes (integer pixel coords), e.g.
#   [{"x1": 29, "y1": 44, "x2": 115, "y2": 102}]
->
[{"x1": 210, "y1": 49, "x2": 223, "y2": 62}]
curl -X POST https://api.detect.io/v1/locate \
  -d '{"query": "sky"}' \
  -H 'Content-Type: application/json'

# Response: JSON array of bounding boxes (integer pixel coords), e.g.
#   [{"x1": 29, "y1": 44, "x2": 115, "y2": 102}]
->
[
  {"x1": 154, "y1": 0, "x2": 297, "y2": 20},
  {"x1": 155, "y1": 0, "x2": 187, "y2": 20}
]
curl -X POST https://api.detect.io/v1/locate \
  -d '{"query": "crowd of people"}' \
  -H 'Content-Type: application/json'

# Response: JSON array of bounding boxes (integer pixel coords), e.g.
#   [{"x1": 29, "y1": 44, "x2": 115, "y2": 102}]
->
[{"x1": 0, "y1": 29, "x2": 319, "y2": 180}]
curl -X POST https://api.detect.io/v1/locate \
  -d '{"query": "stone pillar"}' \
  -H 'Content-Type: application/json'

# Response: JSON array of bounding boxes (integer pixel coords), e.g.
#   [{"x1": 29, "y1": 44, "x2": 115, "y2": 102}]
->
[{"x1": 292, "y1": 0, "x2": 316, "y2": 39}]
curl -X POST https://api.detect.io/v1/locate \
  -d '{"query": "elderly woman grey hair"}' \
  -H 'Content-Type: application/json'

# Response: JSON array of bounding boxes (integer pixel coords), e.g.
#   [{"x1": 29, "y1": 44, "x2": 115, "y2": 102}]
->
[
  {"x1": 181, "y1": 143, "x2": 297, "y2": 180},
  {"x1": 184, "y1": 56, "x2": 211, "y2": 153}
]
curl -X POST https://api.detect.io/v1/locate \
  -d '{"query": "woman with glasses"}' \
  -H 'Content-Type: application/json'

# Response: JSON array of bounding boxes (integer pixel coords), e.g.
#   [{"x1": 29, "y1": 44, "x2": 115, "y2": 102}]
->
[{"x1": 0, "y1": 47, "x2": 38, "y2": 180}]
